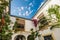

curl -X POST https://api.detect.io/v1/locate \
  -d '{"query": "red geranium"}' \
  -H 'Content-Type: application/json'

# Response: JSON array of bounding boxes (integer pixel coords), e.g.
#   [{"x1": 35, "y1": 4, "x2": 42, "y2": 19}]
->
[{"x1": 32, "y1": 19, "x2": 38, "y2": 27}]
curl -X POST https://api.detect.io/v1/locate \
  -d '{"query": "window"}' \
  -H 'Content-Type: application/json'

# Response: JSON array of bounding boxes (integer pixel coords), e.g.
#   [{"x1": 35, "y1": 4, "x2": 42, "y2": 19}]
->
[
  {"x1": 44, "y1": 35, "x2": 54, "y2": 40},
  {"x1": 38, "y1": 13, "x2": 49, "y2": 30},
  {"x1": 17, "y1": 24, "x2": 24, "y2": 28},
  {"x1": 39, "y1": 17, "x2": 48, "y2": 25},
  {"x1": 14, "y1": 18, "x2": 25, "y2": 31}
]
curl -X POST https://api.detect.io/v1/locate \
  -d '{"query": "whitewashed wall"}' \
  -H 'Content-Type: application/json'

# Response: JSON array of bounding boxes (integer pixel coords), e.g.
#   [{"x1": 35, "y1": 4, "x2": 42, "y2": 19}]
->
[
  {"x1": 25, "y1": 20, "x2": 35, "y2": 31},
  {"x1": 52, "y1": 28, "x2": 60, "y2": 40}
]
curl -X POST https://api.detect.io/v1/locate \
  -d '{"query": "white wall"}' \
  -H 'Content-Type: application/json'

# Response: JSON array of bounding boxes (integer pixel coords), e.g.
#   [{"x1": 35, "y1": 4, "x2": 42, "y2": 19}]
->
[
  {"x1": 25, "y1": 20, "x2": 35, "y2": 31},
  {"x1": 10, "y1": 16, "x2": 36, "y2": 32},
  {"x1": 52, "y1": 28, "x2": 60, "y2": 40}
]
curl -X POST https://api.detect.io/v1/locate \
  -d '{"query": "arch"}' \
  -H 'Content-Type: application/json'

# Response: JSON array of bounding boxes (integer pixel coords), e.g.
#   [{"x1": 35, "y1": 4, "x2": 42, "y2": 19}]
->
[
  {"x1": 27, "y1": 35, "x2": 34, "y2": 40},
  {"x1": 14, "y1": 35, "x2": 26, "y2": 40}
]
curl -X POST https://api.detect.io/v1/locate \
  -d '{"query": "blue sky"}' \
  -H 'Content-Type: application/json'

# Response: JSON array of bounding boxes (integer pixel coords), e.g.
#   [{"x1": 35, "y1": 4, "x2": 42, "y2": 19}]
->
[{"x1": 10, "y1": 0, "x2": 47, "y2": 20}]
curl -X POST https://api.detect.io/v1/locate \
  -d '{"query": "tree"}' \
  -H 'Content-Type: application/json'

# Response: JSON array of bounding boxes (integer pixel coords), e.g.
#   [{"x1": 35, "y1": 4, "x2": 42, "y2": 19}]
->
[
  {"x1": 48, "y1": 4, "x2": 60, "y2": 29},
  {"x1": 0, "y1": 0, "x2": 13, "y2": 40}
]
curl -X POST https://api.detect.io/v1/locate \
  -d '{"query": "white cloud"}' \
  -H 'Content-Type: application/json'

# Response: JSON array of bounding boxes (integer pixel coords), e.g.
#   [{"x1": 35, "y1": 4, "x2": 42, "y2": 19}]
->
[
  {"x1": 19, "y1": 9, "x2": 21, "y2": 12},
  {"x1": 25, "y1": 10, "x2": 33, "y2": 16},
  {"x1": 23, "y1": 13, "x2": 25, "y2": 16},
  {"x1": 25, "y1": 13, "x2": 29, "y2": 16},
  {"x1": 29, "y1": 10, "x2": 33, "y2": 14},
  {"x1": 29, "y1": 3, "x2": 32, "y2": 6},
  {"x1": 19, "y1": 13, "x2": 22, "y2": 16},
  {"x1": 28, "y1": 7, "x2": 31, "y2": 11},
  {"x1": 25, "y1": 11, "x2": 29, "y2": 16},
  {"x1": 21, "y1": 6, "x2": 24, "y2": 10},
  {"x1": 26, "y1": 11, "x2": 29, "y2": 14},
  {"x1": 15, "y1": 7, "x2": 21, "y2": 12},
  {"x1": 29, "y1": 2, "x2": 33, "y2": 7}
]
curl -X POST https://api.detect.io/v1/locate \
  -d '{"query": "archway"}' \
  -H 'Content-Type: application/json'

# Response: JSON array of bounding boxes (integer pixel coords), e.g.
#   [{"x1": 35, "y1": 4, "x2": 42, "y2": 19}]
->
[
  {"x1": 27, "y1": 35, "x2": 34, "y2": 40},
  {"x1": 14, "y1": 35, "x2": 26, "y2": 40}
]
